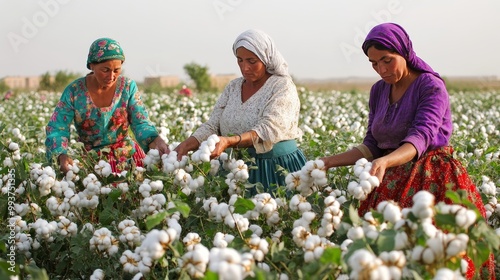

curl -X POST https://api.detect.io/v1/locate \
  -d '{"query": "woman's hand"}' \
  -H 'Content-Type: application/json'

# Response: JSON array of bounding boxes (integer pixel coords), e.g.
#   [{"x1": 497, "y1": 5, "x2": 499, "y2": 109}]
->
[
  {"x1": 174, "y1": 136, "x2": 201, "y2": 160},
  {"x1": 58, "y1": 154, "x2": 74, "y2": 173},
  {"x1": 210, "y1": 136, "x2": 231, "y2": 159},
  {"x1": 149, "y1": 136, "x2": 170, "y2": 155},
  {"x1": 369, "y1": 157, "x2": 388, "y2": 184}
]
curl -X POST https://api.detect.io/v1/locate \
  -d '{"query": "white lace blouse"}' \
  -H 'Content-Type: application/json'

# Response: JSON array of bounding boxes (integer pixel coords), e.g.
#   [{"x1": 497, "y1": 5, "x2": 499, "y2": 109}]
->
[{"x1": 191, "y1": 75, "x2": 303, "y2": 153}]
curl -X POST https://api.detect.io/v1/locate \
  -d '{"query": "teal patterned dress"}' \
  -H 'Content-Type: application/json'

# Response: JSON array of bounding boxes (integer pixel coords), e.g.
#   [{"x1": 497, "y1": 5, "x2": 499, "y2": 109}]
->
[{"x1": 45, "y1": 75, "x2": 159, "y2": 169}]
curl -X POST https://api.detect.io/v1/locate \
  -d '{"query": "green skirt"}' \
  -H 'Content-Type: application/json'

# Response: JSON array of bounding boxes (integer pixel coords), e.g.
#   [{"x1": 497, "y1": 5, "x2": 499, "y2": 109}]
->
[{"x1": 245, "y1": 140, "x2": 306, "y2": 196}]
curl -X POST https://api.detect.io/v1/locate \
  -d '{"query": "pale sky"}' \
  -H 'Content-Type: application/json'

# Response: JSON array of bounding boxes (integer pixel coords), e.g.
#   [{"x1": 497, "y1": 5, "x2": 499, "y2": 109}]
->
[{"x1": 2, "y1": 0, "x2": 499, "y2": 83}]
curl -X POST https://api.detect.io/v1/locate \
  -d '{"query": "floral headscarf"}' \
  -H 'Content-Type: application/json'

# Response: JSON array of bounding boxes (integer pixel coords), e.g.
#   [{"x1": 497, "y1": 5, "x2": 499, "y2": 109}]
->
[
  {"x1": 86, "y1": 38, "x2": 125, "y2": 69},
  {"x1": 362, "y1": 23, "x2": 441, "y2": 80},
  {"x1": 232, "y1": 29, "x2": 289, "y2": 77}
]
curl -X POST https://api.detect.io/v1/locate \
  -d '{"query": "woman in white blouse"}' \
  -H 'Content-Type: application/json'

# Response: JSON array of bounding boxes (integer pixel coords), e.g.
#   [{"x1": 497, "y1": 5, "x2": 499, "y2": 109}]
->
[{"x1": 174, "y1": 29, "x2": 306, "y2": 196}]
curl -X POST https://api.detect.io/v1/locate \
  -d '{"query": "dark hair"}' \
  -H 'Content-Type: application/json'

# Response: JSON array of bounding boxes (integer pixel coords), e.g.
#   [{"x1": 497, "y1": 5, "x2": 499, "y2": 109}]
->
[{"x1": 362, "y1": 40, "x2": 393, "y2": 55}]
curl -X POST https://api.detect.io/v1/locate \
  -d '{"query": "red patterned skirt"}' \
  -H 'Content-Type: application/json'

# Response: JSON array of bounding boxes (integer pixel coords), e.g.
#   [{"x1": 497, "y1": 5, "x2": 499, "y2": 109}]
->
[
  {"x1": 103, "y1": 142, "x2": 146, "y2": 174},
  {"x1": 358, "y1": 146, "x2": 495, "y2": 279}
]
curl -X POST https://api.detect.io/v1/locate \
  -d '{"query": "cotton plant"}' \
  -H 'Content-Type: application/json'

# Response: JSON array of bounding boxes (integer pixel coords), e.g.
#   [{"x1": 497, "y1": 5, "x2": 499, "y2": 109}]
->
[
  {"x1": 285, "y1": 159, "x2": 328, "y2": 197},
  {"x1": 89, "y1": 227, "x2": 119, "y2": 257},
  {"x1": 346, "y1": 158, "x2": 380, "y2": 201}
]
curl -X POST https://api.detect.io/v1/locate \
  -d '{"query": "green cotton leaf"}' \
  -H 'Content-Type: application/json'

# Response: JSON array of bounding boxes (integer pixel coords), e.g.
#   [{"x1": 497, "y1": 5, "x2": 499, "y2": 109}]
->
[
  {"x1": 319, "y1": 247, "x2": 342, "y2": 265},
  {"x1": 99, "y1": 207, "x2": 120, "y2": 226},
  {"x1": 25, "y1": 264, "x2": 49, "y2": 280},
  {"x1": 145, "y1": 211, "x2": 169, "y2": 230},
  {"x1": 171, "y1": 200, "x2": 191, "y2": 218},
  {"x1": 445, "y1": 190, "x2": 461, "y2": 204},
  {"x1": 202, "y1": 270, "x2": 219, "y2": 280},
  {"x1": 468, "y1": 241, "x2": 491, "y2": 271},
  {"x1": 108, "y1": 188, "x2": 122, "y2": 202},
  {"x1": 475, "y1": 221, "x2": 500, "y2": 249},
  {"x1": 434, "y1": 213, "x2": 457, "y2": 228},
  {"x1": 376, "y1": 229, "x2": 396, "y2": 252},
  {"x1": 233, "y1": 197, "x2": 255, "y2": 214}
]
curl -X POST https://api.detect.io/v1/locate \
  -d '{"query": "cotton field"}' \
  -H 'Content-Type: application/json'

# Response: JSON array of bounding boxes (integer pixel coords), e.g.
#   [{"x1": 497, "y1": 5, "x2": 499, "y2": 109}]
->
[{"x1": 0, "y1": 88, "x2": 499, "y2": 279}]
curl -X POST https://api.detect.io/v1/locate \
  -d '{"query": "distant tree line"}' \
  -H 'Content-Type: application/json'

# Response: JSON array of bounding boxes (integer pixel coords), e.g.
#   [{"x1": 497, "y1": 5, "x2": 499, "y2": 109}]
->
[{"x1": 39, "y1": 70, "x2": 80, "y2": 92}]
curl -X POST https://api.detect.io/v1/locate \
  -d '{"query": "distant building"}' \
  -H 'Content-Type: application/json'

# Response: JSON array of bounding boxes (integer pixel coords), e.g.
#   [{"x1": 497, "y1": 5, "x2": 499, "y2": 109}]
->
[
  {"x1": 143, "y1": 76, "x2": 180, "y2": 88},
  {"x1": 211, "y1": 74, "x2": 238, "y2": 90},
  {"x1": 1, "y1": 76, "x2": 43, "y2": 90}
]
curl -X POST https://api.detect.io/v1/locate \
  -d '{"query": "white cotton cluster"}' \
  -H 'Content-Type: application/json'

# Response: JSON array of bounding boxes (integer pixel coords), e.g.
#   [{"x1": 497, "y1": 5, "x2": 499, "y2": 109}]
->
[
  {"x1": 302, "y1": 234, "x2": 334, "y2": 263},
  {"x1": 289, "y1": 194, "x2": 312, "y2": 213},
  {"x1": 433, "y1": 268, "x2": 466, "y2": 280},
  {"x1": 30, "y1": 164, "x2": 57, "y2": 197},
  {"x1": 485, "y1": 197, "x2": 500, "y2": 220},
  {"x1": 436, "y1": 202, "x2": 477, "y2": 229},
  {"x1": 361, "y1": 212, "x2": 387, "y2": 240},
  {"x1": 46, "y1": 195, "x2": 71, "y2": 217},
  {"x1": 89, "y1": 227, "x2": 119, "y2": 257},
  {"x1": 161, "y1": 151, "x2": 189, "y2": 174},
  {"x1": 138, "y1": 179, "x2": 164, "y2": 197},
  {"x1": 143, "y1": 149, "x2": 162, "y2": 170},
  {"x1": 64, "y1": 159, "x2": 80, "y2": 182},
  {"x1": 9, "y1": 216, "x2": 28, "y2": 233},
  {"x1": 480, "y1": 176, "x2": 496, "y2": 196},
  {"x1": 118, "y1": 219, "x2": 142, "y2": 248},
  {"x1": 134, "y1": 193, "x2": 166, "y2": 219},
  {"x1": 120, "y1": 229, "x2": 178, "y2": 275},
  {"x1": 90, "y1": 269, "x2": 105, "y2": 280},
  {"x1": 94, "y1": 160, "x2": 112, "y2": 177},
  {"x1": 77, "y1": 174, "x2": 101, "y2": 209},
  {"x1": 377, "y1": 200, "x2": 403, "y2": 224},
  {"x1": 173, "y1": 168, "x2": 205, "y2": 196},
  {"x1": 411, "y1": 191, "x2": 435, "y2": 220},
  {"x1": 224, "y1": 158, "x2": 249, "y2": 196},
  {"x1": 56, "y1": 216, "x2": 77, "y2": 237},
  {"x1": 247, "y1": 234, "x2": 269, "y2": 261},
  {"x1": 13, "y1": 202, "x2": 29, "y2": 217},
  {"x1": 291, "y1": 226, "x2": 311, "y2": 248},
  {"x1": 347, "y1": 249, "x2": 406, "y2": 280},
  {"x1": 11, "y1": 128, "x2": 26, "y2": 142},
  {"x1": 191, "y1": 134, "x2": 220, "y2": 163},
  {"x1": 285, "y1": 159, "x2": 327, "y2": 197},
  {"x1": 293, "y1": 211, "x2": 316, "y2": 233},
  {"x1": 139, "y1": 228, "x2": 177, "y2": 260},
  {"x1": 209, "y1": 158, "x2": 222, "y2": 176},
  {"x1": 178, "y1": 243, "x2": 210, "y2": 278},
  {"x1": 245, "y1": 193, "x2": 280, "y2": 226},
  {"x1": 30, "y1": 218, "x2": 57, "y2": 243},
  {"x1": 317, "y1": 194, "x2": 344, "y2": 237},
  {"x1": 6, "y1": 141, "x2": 22, "y2": 163},
  {"x1": 14, "y1": 232, "x2": 32, "y2": 257},
  {"x1": 213, "y1": 232, "x2": 235, "y2": 248},
  {"x1": 208, "y1": 248, "x2": 245, "y2": 280},
  {"x1": 411, "y1": 231, "x2": 469, "y2": 265},
  {"x1": 202, "y1": 196, "x2": 250, "y2": 232},
  {"x1": 183, "y1": 232, "x2": 202, "y2": 251},
  {"x1": 347, "y1": 158, "x2": 379, "y2": 201}
]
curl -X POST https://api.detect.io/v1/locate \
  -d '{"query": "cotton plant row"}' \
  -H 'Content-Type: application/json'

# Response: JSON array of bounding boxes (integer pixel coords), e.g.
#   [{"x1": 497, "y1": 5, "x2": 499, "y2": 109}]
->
[{"x1": 1, "y1": 89, "x2": 499, "y2": 279}]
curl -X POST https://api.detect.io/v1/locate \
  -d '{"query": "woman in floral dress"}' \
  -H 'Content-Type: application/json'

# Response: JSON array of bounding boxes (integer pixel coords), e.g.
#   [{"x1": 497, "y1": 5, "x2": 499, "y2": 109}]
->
[{"x1": 45, "y1": 38, "x2": 169, "y2": 173}]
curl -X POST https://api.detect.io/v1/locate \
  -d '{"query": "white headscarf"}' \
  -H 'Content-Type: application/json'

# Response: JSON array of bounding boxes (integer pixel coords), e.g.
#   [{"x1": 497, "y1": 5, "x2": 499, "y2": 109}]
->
[{"x1": 232, "y1": 29, "x2": 289, "y2": 77}]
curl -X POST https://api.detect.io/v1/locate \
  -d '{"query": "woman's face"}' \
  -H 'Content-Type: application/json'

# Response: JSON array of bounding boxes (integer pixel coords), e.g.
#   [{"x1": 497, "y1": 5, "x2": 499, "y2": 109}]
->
[
  {"x1": 236, "y1": 47, "x2": 267, "y2": 83},
  {"x1": 90, "y1": 60, "x2": 123, "y2": 88},
  {"x1": 367, "y1": 46, "x2": 408, "y2": 84}
]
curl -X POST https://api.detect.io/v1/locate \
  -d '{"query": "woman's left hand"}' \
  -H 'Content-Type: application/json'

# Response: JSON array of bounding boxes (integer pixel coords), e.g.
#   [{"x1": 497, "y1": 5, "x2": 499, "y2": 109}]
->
[
  {"x1": 210, "y1": 136, "x2": 231, "y2": 159},
  {"x1": 149, "y1": 136, "x2": 170, "y2": 155}
]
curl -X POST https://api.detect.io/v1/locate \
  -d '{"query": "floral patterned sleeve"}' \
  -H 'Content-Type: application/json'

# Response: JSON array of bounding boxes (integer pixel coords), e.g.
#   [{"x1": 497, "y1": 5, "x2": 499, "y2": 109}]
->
[
  {"x1": 45, "y1": 85, "x2": 76, "y2": 162},
  {"x1": 127, "y1": 80, "x2": 159, "y2": 152}
]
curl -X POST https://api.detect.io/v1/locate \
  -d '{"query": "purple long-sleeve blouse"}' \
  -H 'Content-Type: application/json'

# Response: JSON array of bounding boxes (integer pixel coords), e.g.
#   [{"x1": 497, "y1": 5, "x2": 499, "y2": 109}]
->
[{"x1": 362, "y1": 73, "x2": 452, "y2": 159}]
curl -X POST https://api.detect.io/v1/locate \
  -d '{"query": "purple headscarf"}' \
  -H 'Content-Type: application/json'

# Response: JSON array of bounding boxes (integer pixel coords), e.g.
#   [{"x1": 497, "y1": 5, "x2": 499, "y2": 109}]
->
[{"x1": 362, "y1": 23, "x2": 441, "y2": 79}]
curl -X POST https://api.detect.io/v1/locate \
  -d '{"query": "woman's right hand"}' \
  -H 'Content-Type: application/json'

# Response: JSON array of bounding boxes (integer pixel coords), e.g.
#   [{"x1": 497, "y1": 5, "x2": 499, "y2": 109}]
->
[
  {"x1": 174, "y1": 136, "x2": 200, "y2": 161},
  {"x1": 58, "y1": 154, "x2": 74, "y2": 173}
]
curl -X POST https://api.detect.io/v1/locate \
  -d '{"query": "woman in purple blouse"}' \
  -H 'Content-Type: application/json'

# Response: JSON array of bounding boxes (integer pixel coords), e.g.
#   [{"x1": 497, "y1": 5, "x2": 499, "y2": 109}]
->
[{"x1": 322, "y1": 23, "x2": 494, "y2": 278}]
